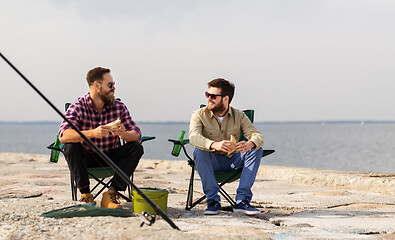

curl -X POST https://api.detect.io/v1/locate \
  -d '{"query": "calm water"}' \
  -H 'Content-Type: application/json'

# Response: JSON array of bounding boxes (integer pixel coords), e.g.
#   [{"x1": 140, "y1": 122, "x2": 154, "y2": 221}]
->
[{"x1": 0, "y1": 122, "x2": 394, "y2": 174}]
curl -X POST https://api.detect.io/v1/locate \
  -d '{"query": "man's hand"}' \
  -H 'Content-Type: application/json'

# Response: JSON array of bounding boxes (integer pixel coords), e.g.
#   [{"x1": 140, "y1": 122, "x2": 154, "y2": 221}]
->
[
  {"x1": 93, "y1": 125, "x2": 111, "y2": 138},
  {"x1": 235, "y1": 141, "x2": 255, "y2": 153},
  {"x1": 110, "y1": 124, "x2": 127, "y2": 138},
  {"x1": 211, "y1": 140, "x2": 236, "y2": 153}
]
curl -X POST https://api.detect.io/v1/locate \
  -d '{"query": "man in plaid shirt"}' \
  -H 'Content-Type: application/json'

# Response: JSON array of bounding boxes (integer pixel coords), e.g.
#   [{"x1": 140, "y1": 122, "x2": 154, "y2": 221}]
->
[{"x1": 59, "y1": 67, "x2": 143, "y2": 208}]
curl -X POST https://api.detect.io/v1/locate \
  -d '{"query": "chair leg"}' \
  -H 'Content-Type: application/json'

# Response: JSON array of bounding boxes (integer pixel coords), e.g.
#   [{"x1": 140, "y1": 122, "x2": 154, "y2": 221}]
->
[
  {"x1": 187, "y1": 185, "x2": 235, "y2": 210},
  {"x1": 89, "y1": 175, "x2": 112, "y2": 200},
  {"x1": 94, "y1": 180, "x2": 111, "y2": 199},
  {"x1": 185, "y1": 165, "x2": 195, "y2": 210},
  {"x1": 187, "y1": 168, "x2": 242, "y2": 210},
  {"x1": 127, "y1": 184, "x2": 131, "y2": 202},
  {"x1": 215, "y1": 169, "x2": 242, "y2": 206},
  {"x1": 188, "y1": 195, "x2": 207, "y2": 210},
  {"x1": 128, "y1": 174, "x2": 133, "y2": 201},
  {"x1": 189, "y1": 167, "x2": 195, "y2": 206},
  {"x1": 88, "y1": 174, "x2": 133, "y2": 202},
  {"x1": 70, "y1": 175, "x2": 77, "y2": 201},
  {"x1": 218, "y1": 186, "x2": 235, "y2": 206},
  {"x1": 90, "y1": 178, "x2": 105, "y2": 193},
  {"x1": 118, "y1": 192, "x2": 132, "y2": 202}
]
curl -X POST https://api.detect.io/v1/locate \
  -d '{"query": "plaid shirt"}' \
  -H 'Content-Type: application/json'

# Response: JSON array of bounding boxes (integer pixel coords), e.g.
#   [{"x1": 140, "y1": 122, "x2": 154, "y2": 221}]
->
[{"x1": 59, "y1": 92, "x2": 141, "y2": 152}]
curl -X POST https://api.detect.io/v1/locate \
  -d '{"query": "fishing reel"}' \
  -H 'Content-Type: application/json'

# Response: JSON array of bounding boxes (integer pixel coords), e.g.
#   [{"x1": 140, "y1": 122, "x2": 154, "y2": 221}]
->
[{"x1": 140, "y1": 211, "x2": 156, "y2": 227}]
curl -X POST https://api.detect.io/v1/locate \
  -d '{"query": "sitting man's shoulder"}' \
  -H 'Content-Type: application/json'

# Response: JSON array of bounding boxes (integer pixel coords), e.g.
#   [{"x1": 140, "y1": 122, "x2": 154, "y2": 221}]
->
[
  {"x1": 231, "y1": 107, "x2": 245, "y2": 115},
  {"x1": 115, "y1": 99, "x2": 126, "y2": 107},
  {"x1": 192, "y1": 106, "x2": 208, "y2": 115}
]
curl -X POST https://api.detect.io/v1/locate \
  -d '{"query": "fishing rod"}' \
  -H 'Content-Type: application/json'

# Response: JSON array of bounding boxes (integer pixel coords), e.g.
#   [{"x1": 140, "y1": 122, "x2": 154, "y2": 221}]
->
[{"x1": 0, "y1": 52, "x2": 180, "y2": 231}]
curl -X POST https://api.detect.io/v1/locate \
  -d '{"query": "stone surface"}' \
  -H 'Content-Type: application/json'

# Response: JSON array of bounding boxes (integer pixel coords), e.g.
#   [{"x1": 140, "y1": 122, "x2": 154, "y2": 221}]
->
[{"x1": 0, "y1": 152, "x2": 394, "y2": 239}]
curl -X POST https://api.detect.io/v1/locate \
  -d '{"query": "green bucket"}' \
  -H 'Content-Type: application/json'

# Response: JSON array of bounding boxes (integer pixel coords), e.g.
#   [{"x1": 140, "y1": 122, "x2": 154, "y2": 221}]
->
[{"x1": 131, "y1": 188, "x2": 169, "y2": 214}]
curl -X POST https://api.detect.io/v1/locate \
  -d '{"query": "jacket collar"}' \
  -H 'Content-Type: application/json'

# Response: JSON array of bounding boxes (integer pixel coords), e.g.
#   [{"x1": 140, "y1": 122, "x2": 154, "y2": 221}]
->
[{"x1": 208, "y1": 105, "x2": 233, "y2": 119}]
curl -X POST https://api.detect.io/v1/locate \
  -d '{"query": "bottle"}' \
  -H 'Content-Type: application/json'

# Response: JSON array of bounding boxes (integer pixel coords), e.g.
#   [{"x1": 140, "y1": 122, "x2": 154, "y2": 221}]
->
[
  {"x1": 171, "y1": 130, "x2": 185, "y2": 157},
  {"x1": 50, "y1": 135, "x2": 61, "y2": 163}
]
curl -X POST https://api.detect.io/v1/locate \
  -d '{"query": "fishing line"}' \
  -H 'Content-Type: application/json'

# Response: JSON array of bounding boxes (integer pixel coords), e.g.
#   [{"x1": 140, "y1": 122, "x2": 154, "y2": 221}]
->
[{"x1": 0, "y1": 52, "x2": 180, "y2": 230}]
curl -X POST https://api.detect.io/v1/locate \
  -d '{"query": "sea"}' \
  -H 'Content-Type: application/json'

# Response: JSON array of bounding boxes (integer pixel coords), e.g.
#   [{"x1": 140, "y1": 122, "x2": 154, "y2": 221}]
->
[{"x1": 1, "y1": 122, "x2": 394, "y2": 174}]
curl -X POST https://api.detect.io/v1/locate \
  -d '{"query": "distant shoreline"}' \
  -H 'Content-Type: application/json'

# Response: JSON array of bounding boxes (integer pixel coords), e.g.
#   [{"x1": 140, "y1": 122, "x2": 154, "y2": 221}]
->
[{"x1": 1, "y1": 120, "x2": 395, "y2": 125}]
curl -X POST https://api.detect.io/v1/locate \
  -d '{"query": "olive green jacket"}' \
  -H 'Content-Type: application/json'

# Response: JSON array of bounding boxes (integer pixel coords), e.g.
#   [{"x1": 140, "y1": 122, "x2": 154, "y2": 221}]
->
[{"x1": 189, "y1": 106, "x2": 264, "y2": 157}]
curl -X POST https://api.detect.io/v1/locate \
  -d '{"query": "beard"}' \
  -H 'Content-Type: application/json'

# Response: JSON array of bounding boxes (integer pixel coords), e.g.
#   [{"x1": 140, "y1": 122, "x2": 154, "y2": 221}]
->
[
  {"x1": 208, "y1": 100, "x2": 226, "y2": 114},
  {"x1": 99, "y1": 89, "x2": 116, "y2": 106}
]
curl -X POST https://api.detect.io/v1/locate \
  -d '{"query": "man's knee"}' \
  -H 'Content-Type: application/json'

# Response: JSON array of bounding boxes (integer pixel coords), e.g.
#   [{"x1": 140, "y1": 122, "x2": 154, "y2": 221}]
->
[
  {"x1": 242, "y1": 147, "x2": 263, "y2": 165},
  {"x1": 248, "y1": 147, "x2": 263, "y2": 157},
  {"x1": 135, "y1": 142, "x2": 144, "y2": 157},
  {"x1": 63, "y1": 143, "x2": 83, "y2": 158},
  {"x1": 255, "y1": 147, "x2": 263, "y2": 157},
  {"x1": 248, "y1": 148, "x2": 263, "y2": 167},
  {"x1": 193, "y1": 148, "x2": 211, "y2": 162}
]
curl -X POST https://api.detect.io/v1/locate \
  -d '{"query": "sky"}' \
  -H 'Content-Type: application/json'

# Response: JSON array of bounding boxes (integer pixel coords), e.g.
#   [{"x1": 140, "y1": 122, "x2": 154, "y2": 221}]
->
[{"x1": 1, "y1": 0, "x2": 395, "y2": 122}]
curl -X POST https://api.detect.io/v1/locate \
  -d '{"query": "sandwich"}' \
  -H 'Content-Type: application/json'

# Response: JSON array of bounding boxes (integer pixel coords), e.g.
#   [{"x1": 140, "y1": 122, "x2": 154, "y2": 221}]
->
[
  {"x1": 228, "y1": 135, "x2": 237, "y2": 155},
  {"x1": 105, "y1": 118, "x2": 121, "y2": 129}
]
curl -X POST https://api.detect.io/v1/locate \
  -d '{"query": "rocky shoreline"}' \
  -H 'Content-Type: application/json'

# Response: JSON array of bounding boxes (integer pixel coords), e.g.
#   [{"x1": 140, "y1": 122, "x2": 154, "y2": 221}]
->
[{"x1": 0, "y1": 152, "x2": 394, "y2": 239}]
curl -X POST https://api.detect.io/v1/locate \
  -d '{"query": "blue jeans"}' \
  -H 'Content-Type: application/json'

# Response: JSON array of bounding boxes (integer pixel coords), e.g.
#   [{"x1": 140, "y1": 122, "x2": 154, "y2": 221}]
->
[{"x1": 193, "y1": 147, "x2": 263, "y2": 203}]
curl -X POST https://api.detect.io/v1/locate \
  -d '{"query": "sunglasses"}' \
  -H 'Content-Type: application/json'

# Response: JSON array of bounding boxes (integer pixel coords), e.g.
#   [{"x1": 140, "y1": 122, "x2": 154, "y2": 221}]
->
[
  {"x1": 98, "y1": 81, "x2": 116, "y2": 88},
  {"x1": 108, "y1": 82, "x2": 116, "y2": 88},
  {"x1": 100, "y1": 82, "x2": 115, "y2": 89},
  {"x1": 205, "y1": 92, "x2": 225, "y2": 100}
]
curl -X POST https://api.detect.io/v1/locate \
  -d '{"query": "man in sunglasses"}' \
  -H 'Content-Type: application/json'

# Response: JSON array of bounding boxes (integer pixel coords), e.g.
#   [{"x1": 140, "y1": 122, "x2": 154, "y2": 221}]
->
[
  {"x1": 58, "y1": 67, "x2": 143, "y2": 208},
  {"x1": 189, "y1": 78, "x2": 264, "y2": 215}
]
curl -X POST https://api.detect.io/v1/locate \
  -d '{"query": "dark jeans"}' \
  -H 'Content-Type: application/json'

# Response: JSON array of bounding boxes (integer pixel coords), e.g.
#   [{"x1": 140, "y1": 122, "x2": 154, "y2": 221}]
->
[{"x1": 63, "y1": 141, "x2": 143, "y2": 192}]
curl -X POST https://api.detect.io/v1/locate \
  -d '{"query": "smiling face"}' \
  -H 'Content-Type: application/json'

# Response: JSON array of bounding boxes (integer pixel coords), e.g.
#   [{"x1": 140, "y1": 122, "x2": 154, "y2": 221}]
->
[
  {"x1": 206, "y1": 87, "x2": 228, "y2": 114},
  {"x1": 97, "y1": 72, "x2": 116, "y2": 106}
]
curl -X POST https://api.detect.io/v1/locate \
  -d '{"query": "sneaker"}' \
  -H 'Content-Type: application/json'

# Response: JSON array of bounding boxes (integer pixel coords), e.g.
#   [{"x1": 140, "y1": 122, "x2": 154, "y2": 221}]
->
[
  {"x1": 204, "y1": 200, "x2": 221, "y2": 215},
  {"x1": 101, "y1": 190, "x2": 122, "y2": 209},
  {"x1": 79, "y1": 193, "x2": 96, "y2": 205},
  {"x1": 233, "y1": 200, "x2": 260, "y2": 215}
]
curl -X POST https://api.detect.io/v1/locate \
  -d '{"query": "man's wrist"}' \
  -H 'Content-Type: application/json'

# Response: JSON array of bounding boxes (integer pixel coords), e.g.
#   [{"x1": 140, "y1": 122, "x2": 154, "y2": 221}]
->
[
  {"x1": 210, "y1": 142, "x2": 217, "y2": 151},
  {"x1": 248, "y1": 141, "x2": 256, "y2": 149},
  {"x1": 121, "y1": 131, "x2": 139, "y2": 142},
  {"x1": 119, "y1": 131, "x2": 128, "y2": 140}
]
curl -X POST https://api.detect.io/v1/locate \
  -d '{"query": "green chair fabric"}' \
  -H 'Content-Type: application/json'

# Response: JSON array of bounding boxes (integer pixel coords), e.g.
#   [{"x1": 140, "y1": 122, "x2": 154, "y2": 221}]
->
[
  {"x1": 214, "y1": 170, "x2": 242, "y2": 183},
  {"x1": 87, "y1": 167, "x2": 115, "y2": 178},
  {"x1": 168, "y1": 105, "x2": 275, "y2": 210}
]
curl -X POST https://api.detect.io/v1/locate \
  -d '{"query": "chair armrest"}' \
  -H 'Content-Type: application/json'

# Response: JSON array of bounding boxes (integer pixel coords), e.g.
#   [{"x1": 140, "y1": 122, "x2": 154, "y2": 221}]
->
[
  {"x1": 262, "y1": 150, "x2": 275, "y2": 158},
  {"x1": 47, "y1": 142, "x2": 64, "y2": 151},
  {"x1": 167, "y1": 139, "x2": 189, "y2": 145},
  {"x1": 168, "y1": 138, "x2": 194, "y2": 162},
  {"x1": 47, "y1": 140, "x2": 64, "y2": 163},
  {"x1": 141, "y1": 136, "x2": 156, "y2": 143}
]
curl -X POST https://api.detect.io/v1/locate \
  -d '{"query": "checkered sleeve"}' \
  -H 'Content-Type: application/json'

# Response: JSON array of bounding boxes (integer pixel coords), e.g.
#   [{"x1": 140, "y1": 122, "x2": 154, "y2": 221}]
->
[
  {"x1": 120, "y1": 104, "x2": 141, "y2": 141},
  {"x1": 58, "y1": 103, "x2": 81, "y2": 138}
]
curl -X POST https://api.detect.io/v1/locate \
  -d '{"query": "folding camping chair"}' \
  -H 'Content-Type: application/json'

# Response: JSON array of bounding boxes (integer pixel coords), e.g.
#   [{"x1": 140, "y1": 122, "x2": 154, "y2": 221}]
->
[
  {"x1": 47, "y1": 102, "x2": 155, "y2": 202},
  {"x1": 168, "y1": 107, "x2": 274, "y2": 210}
]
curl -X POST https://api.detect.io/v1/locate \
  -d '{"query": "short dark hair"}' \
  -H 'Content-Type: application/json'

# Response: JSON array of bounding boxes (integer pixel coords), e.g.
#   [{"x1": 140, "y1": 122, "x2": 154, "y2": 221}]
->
[
  {"x1": 208, "y1": 78, "x2": 235, "y2": 103},
  {"x1": 86, "y1": 67, "x2": 111, "y2": 86}
]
